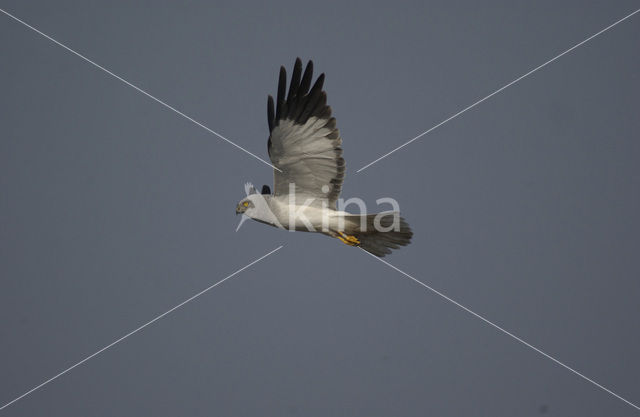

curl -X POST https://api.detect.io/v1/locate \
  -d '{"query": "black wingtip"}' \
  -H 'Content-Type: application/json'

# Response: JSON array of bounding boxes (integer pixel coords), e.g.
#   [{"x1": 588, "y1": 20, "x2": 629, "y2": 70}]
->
[
  {"x1": 287, "y1": 58, "x2": 303, "y2": 105},
  {"x1": 276, "y1": 66, "x2": 287, "y2": 120},
  {"x1": 267, "y1": 95, "x2": 274, "y2": 132},
  {"x1": 309, "y1": 73, "x2": 325, "y2": 94},
  {"x1": 299, "y1": 60, "x2": 313, "y2": 96},
  {"x1": 271, "y1": 60, "x2": 331, "y2": 127}
]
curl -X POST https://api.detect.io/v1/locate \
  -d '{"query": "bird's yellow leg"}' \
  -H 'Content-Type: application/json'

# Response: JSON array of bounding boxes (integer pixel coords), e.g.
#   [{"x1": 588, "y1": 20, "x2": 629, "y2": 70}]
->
[{"x1": 337, "y1": 232, "x2": 360, "y2": 246}]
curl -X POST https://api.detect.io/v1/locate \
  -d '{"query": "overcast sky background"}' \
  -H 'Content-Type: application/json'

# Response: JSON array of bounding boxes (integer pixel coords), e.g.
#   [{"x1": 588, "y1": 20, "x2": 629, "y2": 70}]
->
[{"x1": 1, "y1": 1, "x2": 639, "y2": 416}]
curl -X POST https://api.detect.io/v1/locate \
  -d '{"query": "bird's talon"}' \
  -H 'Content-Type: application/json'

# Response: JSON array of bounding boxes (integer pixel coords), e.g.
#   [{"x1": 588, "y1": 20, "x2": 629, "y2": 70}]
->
[{"x1": 337, "y1": 232, "x2": 360, "y2": 246}]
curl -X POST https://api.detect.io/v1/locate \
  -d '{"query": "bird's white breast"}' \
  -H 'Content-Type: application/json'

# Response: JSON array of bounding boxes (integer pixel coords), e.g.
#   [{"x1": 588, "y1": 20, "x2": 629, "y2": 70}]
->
[{"x1": 270, "y1": 197, "x2": 344, "y2": 233}]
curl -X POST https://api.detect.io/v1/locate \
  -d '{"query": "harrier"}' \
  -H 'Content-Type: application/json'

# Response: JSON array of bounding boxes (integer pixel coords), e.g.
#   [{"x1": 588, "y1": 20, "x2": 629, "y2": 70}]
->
[{"x1": 236, "y1": 58, "x2": 412, "y2": 257}]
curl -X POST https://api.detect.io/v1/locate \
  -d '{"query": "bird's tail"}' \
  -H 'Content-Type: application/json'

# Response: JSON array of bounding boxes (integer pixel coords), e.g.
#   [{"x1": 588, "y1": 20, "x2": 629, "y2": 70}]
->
[{"x1": 343, "y1": 212, "x2": 412, "y2": 257}]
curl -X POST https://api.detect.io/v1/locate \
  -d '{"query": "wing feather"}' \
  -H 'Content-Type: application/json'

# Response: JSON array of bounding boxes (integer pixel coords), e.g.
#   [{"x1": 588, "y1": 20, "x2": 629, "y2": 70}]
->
[{"x1": 267, "y1": 58, "x2": 345, "y2": 207}]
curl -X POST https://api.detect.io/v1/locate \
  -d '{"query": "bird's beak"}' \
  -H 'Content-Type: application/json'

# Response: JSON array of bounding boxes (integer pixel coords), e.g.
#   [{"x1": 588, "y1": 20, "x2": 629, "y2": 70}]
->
[{"x1": 235, "y1": 214, "x2": 249, "y2": 232}]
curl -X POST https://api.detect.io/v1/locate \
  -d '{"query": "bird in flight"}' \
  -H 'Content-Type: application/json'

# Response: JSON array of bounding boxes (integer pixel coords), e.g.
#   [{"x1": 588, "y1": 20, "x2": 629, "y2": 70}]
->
[{"x1": 236, "y1": 58, "x2": 412, "y2": 256}]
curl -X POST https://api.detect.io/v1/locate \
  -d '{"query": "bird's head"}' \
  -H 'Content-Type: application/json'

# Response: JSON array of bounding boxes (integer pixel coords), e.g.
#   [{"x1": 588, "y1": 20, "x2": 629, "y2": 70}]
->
[
  {"x1": 236, "y1": 182, "x2": 263, "y2": 217},
  {"x1": 235, "y1": 194, "x2": 260, "y2": 216},
  {"x1": 235, "y1": 183, "x2": 279, "y2": 231}
]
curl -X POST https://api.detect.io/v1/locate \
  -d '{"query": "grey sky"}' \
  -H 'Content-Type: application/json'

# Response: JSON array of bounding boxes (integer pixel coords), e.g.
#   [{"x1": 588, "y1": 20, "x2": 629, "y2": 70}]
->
[{"x1": 1, "y1": 1, "x2": 639, "y2": 416}]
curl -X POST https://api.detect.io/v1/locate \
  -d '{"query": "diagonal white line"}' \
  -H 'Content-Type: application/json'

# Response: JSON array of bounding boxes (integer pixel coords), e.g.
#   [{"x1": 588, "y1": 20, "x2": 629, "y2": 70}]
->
[
  {"x1": 356, "y1": 8, "x2": 640, "y2": 173},
  {"x1": 0, "y1": 245, "x2": 283, "y2": 412},
  {"x1": 0, "y1": 8, "x2": 281, "y2": 172},
  {"x1": 361, "y1": 249, "x2": 640, "y2": 412}
]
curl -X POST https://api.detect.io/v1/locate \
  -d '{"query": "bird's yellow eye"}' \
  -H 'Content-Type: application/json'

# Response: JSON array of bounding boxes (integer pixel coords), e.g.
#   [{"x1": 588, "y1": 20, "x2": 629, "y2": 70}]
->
[{"x1": 243, "y1": 201, "x2": 249, "y2": 207}]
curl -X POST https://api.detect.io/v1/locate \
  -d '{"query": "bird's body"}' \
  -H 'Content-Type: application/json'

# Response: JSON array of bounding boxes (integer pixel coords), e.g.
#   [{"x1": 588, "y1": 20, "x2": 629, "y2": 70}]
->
[
  {"x1": 268, "y1": 198, "x2": 336, "y2": 232},
  {"x1": 244, "y1": 194, "x2": 350, "y2": 232},
  {"x1": 236, "y1": 59, "x2": 412, "y2": 256}
]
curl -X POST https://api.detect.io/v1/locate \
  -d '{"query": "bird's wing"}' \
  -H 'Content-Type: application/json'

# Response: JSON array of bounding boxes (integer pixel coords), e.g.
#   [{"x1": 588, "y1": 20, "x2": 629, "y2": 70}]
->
[{"x1": 267, "y1": 58, "x2": 345, "y2": 208}]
